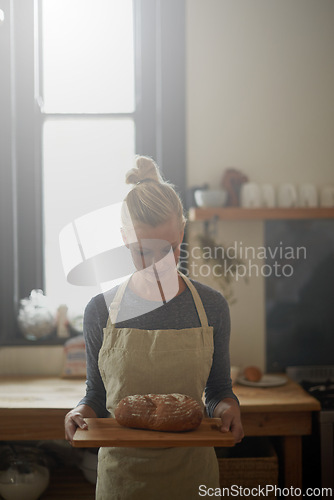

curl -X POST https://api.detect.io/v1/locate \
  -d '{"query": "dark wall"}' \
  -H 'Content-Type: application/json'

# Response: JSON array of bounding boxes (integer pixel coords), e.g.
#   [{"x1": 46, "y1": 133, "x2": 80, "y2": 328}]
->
[{"x1": 265, "y1": 219, "x2": 334, "y2": 372}]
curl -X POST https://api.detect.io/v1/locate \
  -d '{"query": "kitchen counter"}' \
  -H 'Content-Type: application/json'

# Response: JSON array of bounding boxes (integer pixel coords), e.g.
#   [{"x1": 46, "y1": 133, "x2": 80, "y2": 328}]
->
[
  {"x1": 0, "y1": 376, "x2": 86, "y2": 440},
  {"x1": 233, "y1": 377, "x2": 321, "y2": 488},
  {"x1": 0, "y1": 376, "x2": 321, "y2": 488}
]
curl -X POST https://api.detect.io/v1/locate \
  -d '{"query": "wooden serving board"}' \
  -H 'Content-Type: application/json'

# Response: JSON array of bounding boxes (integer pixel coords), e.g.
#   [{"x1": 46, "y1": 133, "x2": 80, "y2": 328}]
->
[{"x1": 72, "y1": 418, "x2": 235, "y2": 448}]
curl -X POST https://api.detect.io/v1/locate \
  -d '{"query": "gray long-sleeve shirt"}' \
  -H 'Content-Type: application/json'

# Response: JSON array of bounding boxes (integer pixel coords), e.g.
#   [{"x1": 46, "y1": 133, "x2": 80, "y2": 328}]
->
[{"x1": 78, "y1": 278, "x2": 238, "y2": 418}]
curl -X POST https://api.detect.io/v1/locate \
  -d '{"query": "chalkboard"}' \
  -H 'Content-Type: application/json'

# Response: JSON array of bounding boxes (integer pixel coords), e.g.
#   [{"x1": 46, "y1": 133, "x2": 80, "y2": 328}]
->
[{"x1": 265, "y1": 220, "x2": 334, "y2": 372}]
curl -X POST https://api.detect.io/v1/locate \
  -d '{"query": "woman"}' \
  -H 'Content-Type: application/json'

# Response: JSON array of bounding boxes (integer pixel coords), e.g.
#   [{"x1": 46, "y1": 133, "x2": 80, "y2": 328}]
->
[{"x1": 65, "y1": 156, "x2": 244, "y2": 499}]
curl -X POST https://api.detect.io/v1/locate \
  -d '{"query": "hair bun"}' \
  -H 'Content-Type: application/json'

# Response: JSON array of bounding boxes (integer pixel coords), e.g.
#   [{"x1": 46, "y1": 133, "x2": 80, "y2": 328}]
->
[{"x1": 125, "y1": 156, "x2": 163, "y2": 185}]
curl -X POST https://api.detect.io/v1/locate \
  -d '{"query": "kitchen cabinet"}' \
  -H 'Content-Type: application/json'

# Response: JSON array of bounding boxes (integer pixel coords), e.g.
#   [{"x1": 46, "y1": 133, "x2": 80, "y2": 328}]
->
[
  {"x1": 40, "y1": 467, "x2": 95, "y2": 499},
  {"x1": 233, "y1": 377, "x2": 321, "y2": 488},
  {"x1": 0, "y1": 376, "x2": 320, "y2": 492}
]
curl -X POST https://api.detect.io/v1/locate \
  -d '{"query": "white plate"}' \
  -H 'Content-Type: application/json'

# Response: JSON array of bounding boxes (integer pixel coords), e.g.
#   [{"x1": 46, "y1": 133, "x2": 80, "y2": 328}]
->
[{"x1": 236, "y1": 374, "x2": 287, "y2": 388}]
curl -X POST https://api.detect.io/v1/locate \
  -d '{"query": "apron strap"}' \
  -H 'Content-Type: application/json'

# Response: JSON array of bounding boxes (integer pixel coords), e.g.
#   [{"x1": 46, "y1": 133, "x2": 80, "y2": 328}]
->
[
  {"x1": 177, "y1": 271, "x2": 209, "y2": 328},
  {"x1": 107, "y1": 270, "x2": 209, "y2": 328},
  {"x1": 107, "y1": 276, "x2": 132, "y2": 327}
]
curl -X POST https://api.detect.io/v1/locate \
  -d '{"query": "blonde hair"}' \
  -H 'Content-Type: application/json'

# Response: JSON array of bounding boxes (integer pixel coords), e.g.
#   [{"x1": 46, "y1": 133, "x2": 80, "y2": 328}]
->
[{"x1": 121, "y1": 156, "x2": 186, "y2": 231}]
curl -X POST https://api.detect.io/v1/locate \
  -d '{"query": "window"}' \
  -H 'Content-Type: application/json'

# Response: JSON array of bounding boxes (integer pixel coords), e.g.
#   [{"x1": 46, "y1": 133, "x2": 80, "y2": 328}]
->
[
  {"x1": 0, "y1": 0, "x2": 186, "y2": 345},
  {"x1": 41, "y1": 0, "x2": 136, "y2": 315}
]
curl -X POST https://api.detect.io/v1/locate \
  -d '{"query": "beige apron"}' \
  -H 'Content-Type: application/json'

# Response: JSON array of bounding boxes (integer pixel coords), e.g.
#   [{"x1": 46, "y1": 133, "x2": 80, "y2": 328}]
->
[{"x1": 96, "y1": 271, "x2": 221, "y2": 500}]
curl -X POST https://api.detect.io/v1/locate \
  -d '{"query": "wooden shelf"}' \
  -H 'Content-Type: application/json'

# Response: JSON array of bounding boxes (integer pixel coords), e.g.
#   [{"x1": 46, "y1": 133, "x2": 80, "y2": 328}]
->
[{"x1": 188, "y1": 207, "x2": 334, "y2": 221}]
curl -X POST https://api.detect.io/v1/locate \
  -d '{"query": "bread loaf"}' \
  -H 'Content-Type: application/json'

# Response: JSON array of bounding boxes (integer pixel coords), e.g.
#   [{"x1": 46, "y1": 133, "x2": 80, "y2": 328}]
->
[
  {"x1": 115, "y1": 393, "x2": 203, "y2": 432},
  {"x1": 244, "y1": 366, "x2": 262, "y2": 382}
]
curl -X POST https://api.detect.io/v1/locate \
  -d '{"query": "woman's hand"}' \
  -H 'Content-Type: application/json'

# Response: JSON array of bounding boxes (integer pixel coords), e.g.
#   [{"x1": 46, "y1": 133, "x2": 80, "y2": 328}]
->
[
  {"x1": 213, "y1": 398, "x2": 244, "y2": 443},
  {"x1": 64, "y1": 404, "x2": 97, "y2": 444}
]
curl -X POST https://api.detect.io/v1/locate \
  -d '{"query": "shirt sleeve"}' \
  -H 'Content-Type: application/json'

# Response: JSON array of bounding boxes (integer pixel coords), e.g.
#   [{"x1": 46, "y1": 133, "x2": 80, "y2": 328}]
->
[
  {"x1": 204, "y1": 293, "x2": 239, "y2": 417},
  {"x1": 76, "y1": 297, "x2": 110, "y2": 418}
]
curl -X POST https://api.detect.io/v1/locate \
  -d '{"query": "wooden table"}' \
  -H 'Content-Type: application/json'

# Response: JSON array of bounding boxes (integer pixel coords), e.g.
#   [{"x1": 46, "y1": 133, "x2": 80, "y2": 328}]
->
[
  {"x1": 0, "y1": 377, "x2": 93, "y2": 499},
  {"x1": 0, "y1": 376, "x2": 321, "y2": 489},
  {"x1": 0, "y1": 376, "x2": 87, "y2": 440},
  {"x1": 233, "y1": 377, "x2": 321, "y2": 488}
]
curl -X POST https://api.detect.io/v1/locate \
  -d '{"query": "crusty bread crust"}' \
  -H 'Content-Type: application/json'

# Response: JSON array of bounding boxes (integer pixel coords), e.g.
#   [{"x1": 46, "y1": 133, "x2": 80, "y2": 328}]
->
[{"x1": 114, "y1": 393, "x2": 203, "y2": 432}]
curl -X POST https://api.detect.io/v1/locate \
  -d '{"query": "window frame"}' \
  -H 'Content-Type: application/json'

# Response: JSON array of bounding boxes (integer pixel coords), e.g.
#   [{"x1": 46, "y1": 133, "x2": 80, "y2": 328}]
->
[{"x1": 0, "y1": 0, "x2": 186, "y2": 346}]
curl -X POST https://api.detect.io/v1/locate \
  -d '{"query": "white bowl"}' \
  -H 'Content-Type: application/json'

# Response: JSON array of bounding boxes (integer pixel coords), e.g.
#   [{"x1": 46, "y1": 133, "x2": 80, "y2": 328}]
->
[
  {"x1": 0, "y1": 465, "x2": 50, "y2": 500},
  {"x1": 81, "y1": 465, "x2": 97, "y2": 485},
  {"x1": 80, "y1": 450, "x2": 98, "y2": 484},
  {"x1": 230, "y1": 366, "x2": 240, "y2": 386},
  {"x1": 194, "y1": 189, "x2": 227, "y2": 207}
]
